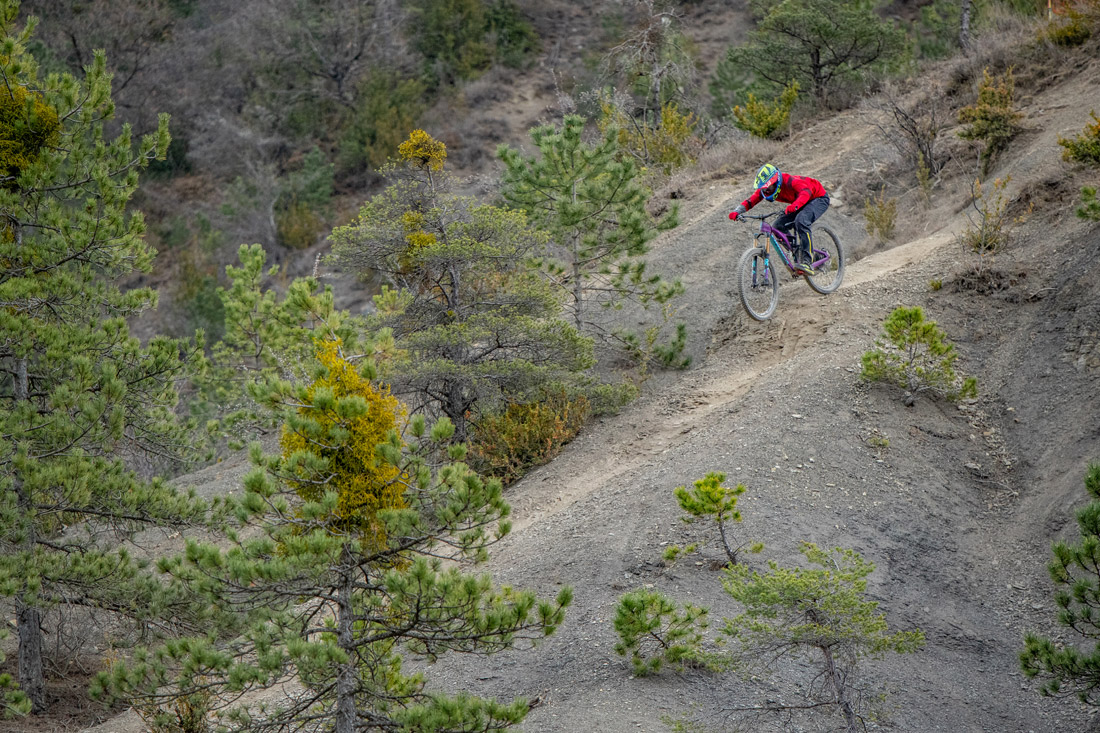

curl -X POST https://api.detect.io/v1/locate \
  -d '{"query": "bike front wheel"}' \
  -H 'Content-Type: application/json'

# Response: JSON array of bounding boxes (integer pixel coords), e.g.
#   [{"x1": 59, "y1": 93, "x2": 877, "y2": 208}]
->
[
  {"x1": 804, "y1": 225, "x2": 845, "y2": 295},
  {"x1": 738, "y1": 246, "x2": 779, "y2": 321}
]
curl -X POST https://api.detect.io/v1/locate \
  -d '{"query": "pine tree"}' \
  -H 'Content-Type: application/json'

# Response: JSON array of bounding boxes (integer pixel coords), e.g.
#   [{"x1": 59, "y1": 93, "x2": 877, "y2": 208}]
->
[
  {"x1": 1021, "y1": 463, "x2": 1100, "y2": 704},
  {"x1": 329, "y1": 130, "x2": 595, "y2": 442},
  {"x1": 721, "y1": 0, "x2": 906, "y2": 107},
  {"x1": 195, "y1": 242, "x2": 385, "y2": 448},
  {"x1": 99, "y1": 339, "x2": 572, "y2": 733},
  {"x1": 861, "y1": 306, "x2": 978, "y2": 404},
  {"x1": 721, "y1": 544, "x2": 925, "y2": 732},
  {"x1": 0, "y1": 1, "x2": 210, "y2": 714},
  {"x1": 497, "y1": 115, "x2": 684, "y2": 363}
]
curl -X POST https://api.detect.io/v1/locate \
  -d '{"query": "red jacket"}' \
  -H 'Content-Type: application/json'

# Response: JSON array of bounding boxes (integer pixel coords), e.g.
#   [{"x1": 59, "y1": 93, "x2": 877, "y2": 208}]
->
[{"x1": 741, "y1": 173, "x2": 828, "y2": 215}]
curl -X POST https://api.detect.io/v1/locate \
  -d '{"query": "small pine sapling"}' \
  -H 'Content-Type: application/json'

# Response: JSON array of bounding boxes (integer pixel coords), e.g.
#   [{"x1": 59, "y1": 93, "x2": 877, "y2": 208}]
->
[
  {"x1": 664, "y1": 472, "x2": 762, "y2": 566},
  {"x1": 861, "y1": 306, "x2": 978, "y2": 404},
  {"x1": 960, "y1": 176, "x2": 1029, "y2": 255},
  {"x1": 613, "y1": 590, "x2": 718, "y2": 676},
  {"x1": 1021, "y1": 463, "x2": 1100, "y2": 703},
  {"x1": 1079, "y1": 186, "x2": 1100, "y2": 221},
  {"x1": 863, "y1": 186, "x2": 898, "y2": 244}
]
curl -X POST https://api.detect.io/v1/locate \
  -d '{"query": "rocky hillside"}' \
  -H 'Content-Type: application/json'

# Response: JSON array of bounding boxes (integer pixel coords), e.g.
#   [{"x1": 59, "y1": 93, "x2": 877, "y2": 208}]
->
[{"x1": 82, "y1": 26, "x2": 1100, "y2": 733}]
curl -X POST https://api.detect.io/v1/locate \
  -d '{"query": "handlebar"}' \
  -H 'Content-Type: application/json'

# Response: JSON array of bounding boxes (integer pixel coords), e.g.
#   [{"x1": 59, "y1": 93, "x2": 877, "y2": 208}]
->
[{"x1": 739, "y1": 211, "x2": 781, "y2": 221}]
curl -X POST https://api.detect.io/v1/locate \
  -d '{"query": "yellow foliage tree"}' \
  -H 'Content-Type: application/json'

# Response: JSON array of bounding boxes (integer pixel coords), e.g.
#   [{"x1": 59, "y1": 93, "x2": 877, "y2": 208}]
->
[
  {"x1": 0, "y1": 84, "x2": 60, "y2": 185},
  {"x1": 281, "y1": 339, "x2": 407, "y2": 545},
  {"x1": 398, "y1": 128, "x2": 447, "y2": 171}
]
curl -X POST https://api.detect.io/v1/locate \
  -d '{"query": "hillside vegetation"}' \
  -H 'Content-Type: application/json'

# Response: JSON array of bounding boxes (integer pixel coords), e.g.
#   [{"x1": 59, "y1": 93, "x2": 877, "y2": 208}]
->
[{"x1": 2, "y1": 0, "x2": 1100, "y2": 731}]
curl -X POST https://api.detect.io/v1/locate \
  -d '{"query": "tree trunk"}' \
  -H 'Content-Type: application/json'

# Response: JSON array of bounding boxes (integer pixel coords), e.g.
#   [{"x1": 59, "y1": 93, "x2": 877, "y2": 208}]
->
[
  {"x1": 717, "y1": 516, "x2": 737, "y2": 565},
  {"x1": 16, "y1": 599, "x2": 45, "y2": 714},
  {"x1": 571, "y1": 180, "x2": 584, "y2": 330},
  {"x1": 334, "y1": 557, "x2": 358, "y2": 733},
  {"x1": 820, "y1": 643, "x2": 857, "y2": 733},
  {"x1": 13, "y1": 351, "x2": 47, "y2": 713},
  {"x1": 960, "y1": 0, "x2": 972, "y2": 52},
  {"x1": 811, "y1": 49, "x2": 826, "y2": 106},
  {"x1": 449, "y1": 383, "x2": 469, "y2": 443}
]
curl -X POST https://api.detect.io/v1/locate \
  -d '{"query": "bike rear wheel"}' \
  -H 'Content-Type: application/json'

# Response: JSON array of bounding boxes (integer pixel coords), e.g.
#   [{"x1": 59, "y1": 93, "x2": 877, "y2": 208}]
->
[
  {"x1": 804, "y1": 225, "x2": 845, "y2": 295},
  {"x1": 738, "y1": 246, "x2": 779, "y2": 321}
]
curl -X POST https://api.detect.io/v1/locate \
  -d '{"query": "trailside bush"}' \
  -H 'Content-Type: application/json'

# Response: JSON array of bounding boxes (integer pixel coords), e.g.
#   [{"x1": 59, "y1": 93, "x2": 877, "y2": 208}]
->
[
  {"x1": 958, "y1": 67, "x2": 1021, "y2": 175},
  {"x1": 731, "y1": 82, "x2": 799, "y2": 140},
  {"x1": 600, "y1": 99, "x2": 703, "y2": 175},
  {"x1": 960, "y1": 176, "x2": 1029, "y2": 253},
  {"x1": 863, "y1": 186, "x2": 898, "y2": 243},
  {"x1": 1059, "y1": 110, "x2": 1100, "y2": 166},
  {"x1": 468, "y1": 391, "x2": 590, "y2": 485},
  {"x1": 861, "y1": 306, "x2": 978, "y2": 403}
]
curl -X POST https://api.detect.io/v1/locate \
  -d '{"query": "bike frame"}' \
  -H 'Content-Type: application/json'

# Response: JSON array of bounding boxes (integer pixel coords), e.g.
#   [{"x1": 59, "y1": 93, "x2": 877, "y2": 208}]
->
[{"x1": 743, "y1": 211, "x2": 831, "y2": 273}]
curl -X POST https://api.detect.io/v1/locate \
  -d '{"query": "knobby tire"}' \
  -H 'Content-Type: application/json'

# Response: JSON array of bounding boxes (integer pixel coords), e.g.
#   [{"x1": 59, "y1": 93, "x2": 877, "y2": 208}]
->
[
  {"x1": 804, "y1": 225, "x2": 845, "y2": 295},
  {"x1": 738, "y1": 246, "x2": 779, "y2": 321}
]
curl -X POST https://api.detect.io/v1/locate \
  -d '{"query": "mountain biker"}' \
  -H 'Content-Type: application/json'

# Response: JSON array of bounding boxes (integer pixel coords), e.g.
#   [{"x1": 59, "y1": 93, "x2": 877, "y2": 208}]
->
[{"x1": 729, "y1": 164, "x2": 830, "y2": 275}]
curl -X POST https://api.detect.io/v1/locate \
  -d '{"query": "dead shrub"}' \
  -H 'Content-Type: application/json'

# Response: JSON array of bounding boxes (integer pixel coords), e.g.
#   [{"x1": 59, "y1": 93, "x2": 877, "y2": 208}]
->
[
  {"x1": 950, "y1": 263, "x2": 1030, "y2": 298},
  {"x1": 864, "y1": 84, "x2": 952, "y2": 177},
  {"x1": 468, "y1": 391, "x2": 590, "y2": 485}
]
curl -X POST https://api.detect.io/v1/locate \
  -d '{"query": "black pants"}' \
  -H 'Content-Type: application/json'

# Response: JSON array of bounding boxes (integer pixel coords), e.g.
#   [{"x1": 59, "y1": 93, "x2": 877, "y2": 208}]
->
[{"x1": 774, "y1": 195, "x2": 830, "y2": 256}]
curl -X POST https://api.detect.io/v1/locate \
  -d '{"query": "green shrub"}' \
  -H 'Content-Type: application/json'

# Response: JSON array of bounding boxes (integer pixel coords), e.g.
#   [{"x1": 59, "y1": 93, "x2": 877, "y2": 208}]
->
[
  {"x1": 1079, "y1": 186, "x2": 1100, "y2": 221},
  {"x1": 486, "y1": 0, "x2": 540, "y2": 68},
  {"x1": 960, "y1": 176, "x2": 1029, "y2": 253},
  {"x1": 863, "y1": 186, "x2": 898, "y2": 242},
  {"x1": 1020, "y1": 463, "x2": 1100, "y2": 703},
  {"x1": 613, "y1": 590, "x2": 713, "y2": 677},
  {"x1": 958, "y1": 67, "x2": 1021, "y2": 175},
  {"x1": 276, "y1": 147, "x2": 333, "y2": 249},
  {"x1": 731, "y1": 82, "x2": 799, "y2": 140},
  {"x1": 407, "y1": 0, "x2": 493, "y2": 85},
  {"x1": 1041, "y1": 8, "x2": 1093, "y2": 45},
  {"x1": 861, "y1": 306, "x2": 978, "y2": 403},
  {"x1": 913, "y1": 0, "x2": 962, "y2": 59},
  {"x1": 600, "y1": 99, "x2": 702, "y2": 174},
  {"x1": 276, "y1": 199, "x2": 325, "y2": 250},
  {"x1": 469, "y1": 391, "x2": 590, "y2": 485},
  {"x1": 338, "y1": 70, "x2": 425, "y2": 175},
  {"x1": 1059, "y1": 110, "x2": 1100, "y2": 166}
]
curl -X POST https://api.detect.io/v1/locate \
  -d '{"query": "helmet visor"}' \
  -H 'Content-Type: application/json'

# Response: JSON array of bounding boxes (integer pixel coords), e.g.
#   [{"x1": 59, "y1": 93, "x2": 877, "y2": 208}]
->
[{"x1": 760, "y1": 175, "x2": 779, "y2": 199}]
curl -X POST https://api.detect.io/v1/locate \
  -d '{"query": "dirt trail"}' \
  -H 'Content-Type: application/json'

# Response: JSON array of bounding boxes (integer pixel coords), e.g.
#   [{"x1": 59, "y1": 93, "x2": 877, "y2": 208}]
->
[{"x1": 507, "y1": 223, "x2": 957, "y2": 536}]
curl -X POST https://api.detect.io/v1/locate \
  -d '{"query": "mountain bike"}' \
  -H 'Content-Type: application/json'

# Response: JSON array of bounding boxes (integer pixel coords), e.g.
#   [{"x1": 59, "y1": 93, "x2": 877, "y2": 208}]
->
[{"x1": 735, "y1": 211, "x2": 845, "y2": 321}]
